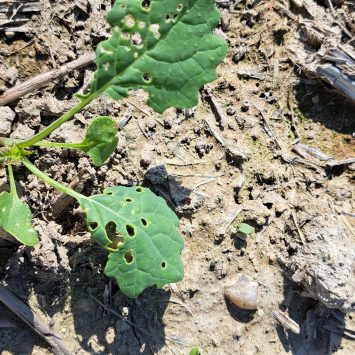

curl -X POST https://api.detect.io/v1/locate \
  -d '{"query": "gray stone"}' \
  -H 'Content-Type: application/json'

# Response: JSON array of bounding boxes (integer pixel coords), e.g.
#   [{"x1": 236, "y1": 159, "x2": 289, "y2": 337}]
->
[{"x1": 0, "y1": 106, "x2": 16, "y2": 135}]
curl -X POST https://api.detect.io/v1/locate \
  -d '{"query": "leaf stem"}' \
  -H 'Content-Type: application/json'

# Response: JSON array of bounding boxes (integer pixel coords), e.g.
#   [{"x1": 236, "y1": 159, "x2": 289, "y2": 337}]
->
[
  {"x1": 22, "y1": 158, "x2": 83, "y2": 200},
  {"x1": 33, "y1": 141, "x2": 86, "y2": 149},
  {"x1": 0, "y1": 138, "x2": 86, "y2": 150},
  {"x1": 17, "y1": 93, "x2": 96, "y2": 149},
  {"x1": 7, "y1": 165, "x2": 17, "y2": 197}
]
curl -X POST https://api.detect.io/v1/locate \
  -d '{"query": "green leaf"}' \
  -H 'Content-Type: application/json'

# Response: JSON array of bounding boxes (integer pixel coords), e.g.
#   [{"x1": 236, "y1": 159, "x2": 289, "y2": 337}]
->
[
  {"x1": 190, "y1": 347, "x2": 200, "y2": 355},
  {"x1": 237, "y1": 223, "x2": 255, "y2": 235},
  {"x1": 78, "y1": 186, "x2": 184, "y2": 298},
  {"x1": 90, "y1": 0, "x2": 227, "y2": 113},
  {"x1": 0, "y1": 191, "x2": 39, "y2": 246},
  {"x1": 79, "y1": 116, "x2": 118, "y2": 166}
]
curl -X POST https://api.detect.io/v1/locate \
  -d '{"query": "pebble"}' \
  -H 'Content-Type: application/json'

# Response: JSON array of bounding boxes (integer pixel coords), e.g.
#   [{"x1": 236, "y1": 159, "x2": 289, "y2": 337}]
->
[
  {"x1": 224, "y1": 274, "x2": 259, "y2": 310},
  {"x1": 0, "y1": 106, "x2": 16, "y2": 135}
]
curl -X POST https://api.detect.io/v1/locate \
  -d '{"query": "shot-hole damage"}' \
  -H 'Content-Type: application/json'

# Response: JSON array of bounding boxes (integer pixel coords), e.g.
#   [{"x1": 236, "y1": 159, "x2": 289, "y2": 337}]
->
[
  {"x1": 124, "y1": 249, "x2": 134, "y2": 264},
  {"x1": 125, "y1": 198, "x2": 133, "y2": 203},
  {"x1": 131, "y1": 32, "x2": 143, "y2": 46},
  {"x1": 124, "y1": 15, "x2": 135, "y2": 27},
  {"x1": 121, "y1": 32, "x2": 131, "y2": 40},
  {"x1": 141, "y1": 218, "x2": 147, "y2": 226},
  {"x1": 150, "y1": 24, "x2": 160, "y2": 39},
  {"x1": 141, "y1": 0, "x2": 151, "y2": 10},
  {"x1": 161, "y1": 261, "x2": 167, "y2": 268},
  {"x1": 126, "y1": 224, "x2": 135, "y2": 237},
  {"x1": 136, "y1": 187, "x2": 143, "y2": 193},
  {"x1": 105, "y1": 221, "x2": 124, "y2": 250},
  {"x1": 89, "y1": 222, "x2": 98, "y2": 231},
  {"x1": 143, "y1": 72, "x2": 152, "y2": 82}
]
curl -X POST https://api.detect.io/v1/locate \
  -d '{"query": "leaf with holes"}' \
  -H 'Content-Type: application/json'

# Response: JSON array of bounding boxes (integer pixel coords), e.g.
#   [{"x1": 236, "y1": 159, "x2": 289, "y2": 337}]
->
[
  {"x1": 89, "y1": 0, "x2": 227, "y2": 113},
  {"x1": 78, "y1": 186, "x2": 184, "y2": 297},
  {"x1": 0, "y1": 191, "x2": 39, "y2": 246},
  {"x1": 76, "y1": 116, "x2": 118, "y2": 166}
]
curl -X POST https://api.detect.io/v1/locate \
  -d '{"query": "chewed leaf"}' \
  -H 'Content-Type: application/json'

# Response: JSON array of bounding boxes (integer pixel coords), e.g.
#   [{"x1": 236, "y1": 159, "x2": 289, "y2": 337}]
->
[
  {"x1": 78, "y1": 186, "x2": 184, "y2": 297},
  {"x1": 79, "y1": 116, "x2": 118, "y2": 166},
  {"x1": 90, "y1": 0, "x2": 227, "y2": 113},
  {"x1": 0, "y1": 191, "x2": 39, "y2": 246}
]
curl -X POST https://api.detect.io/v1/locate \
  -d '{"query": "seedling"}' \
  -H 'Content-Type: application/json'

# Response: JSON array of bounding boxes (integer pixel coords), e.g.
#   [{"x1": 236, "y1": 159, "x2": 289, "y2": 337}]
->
[
  {"x1": 190, "y1": 347, "x2": 201, "y2": 355},
  {"x1": 0, "y1": 0, "x2": 227, "y2": 297},
  {"x1": 236, "y1": 222, "x2": 255, "y2": 235}
]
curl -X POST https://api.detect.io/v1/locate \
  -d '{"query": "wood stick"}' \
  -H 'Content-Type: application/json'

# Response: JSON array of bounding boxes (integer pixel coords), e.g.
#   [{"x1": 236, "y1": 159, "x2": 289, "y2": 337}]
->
[
  {"x1": 0, "y1": 285, "x2": 71, "y2": 355},
  {"x1": 0, "y1": 53, "x2": 95, "y2": 106}
]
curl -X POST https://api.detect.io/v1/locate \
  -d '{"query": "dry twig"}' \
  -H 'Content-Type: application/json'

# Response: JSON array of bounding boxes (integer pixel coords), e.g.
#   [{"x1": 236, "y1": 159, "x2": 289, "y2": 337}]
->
[
  {"x1": 0, "y1": 53, "x2": 95, "y2": 106},
  {"x1": 0, "y1": 285, "x2": 71, "y2": 355}
]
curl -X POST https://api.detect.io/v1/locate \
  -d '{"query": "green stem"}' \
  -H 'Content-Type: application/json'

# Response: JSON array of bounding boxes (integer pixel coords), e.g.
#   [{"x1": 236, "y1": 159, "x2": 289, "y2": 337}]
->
[
  {"x1": 22, "y1": 158, "x2": 83, "y2": 200},
  {"x1": 33, "y1": 141, "x2": 86, "y2": 149},
  {"x1": 0, "y1": 138, "x2": 86, "y2": 150},
  {"x1": 17, "y1": 93, "x2": 96, "y2": 149},
  {"x1": 7, "y1": 165, "x2": 16, "y2": 197}
]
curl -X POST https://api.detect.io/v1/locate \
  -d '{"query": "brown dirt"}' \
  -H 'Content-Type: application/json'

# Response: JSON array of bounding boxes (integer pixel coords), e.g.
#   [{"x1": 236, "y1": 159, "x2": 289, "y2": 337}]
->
[{"x1": 1, "y1": 1, "x2": 354, "y2": 354}]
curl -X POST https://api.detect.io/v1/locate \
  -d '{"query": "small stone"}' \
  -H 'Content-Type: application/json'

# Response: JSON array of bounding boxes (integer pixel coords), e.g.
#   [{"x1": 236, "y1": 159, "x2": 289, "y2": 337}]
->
[
  {"x1": 0, "y1": 106, "x2": 16, "y2": 135},
  {"x1": 5, "y1": 31, "x2": 15, "y2": 39},
  {"x1": 10, "y1": 124, "x2": 35, "y2": 140},
  {"x1": 226, "y1": 106, "x2": 236, "y2": 116},
  {"x1": 209, "y1": 261, "x2": 216, "y2": 271},
  {"x1": 145, "y1": 119, "x2": 156, "y2": 131},
  {"x1": 224, "y1": 274, "x2": 259, "y2": 310},
  {"x1": 241, "y1": 102, "x2": 250, "y2": 112}
]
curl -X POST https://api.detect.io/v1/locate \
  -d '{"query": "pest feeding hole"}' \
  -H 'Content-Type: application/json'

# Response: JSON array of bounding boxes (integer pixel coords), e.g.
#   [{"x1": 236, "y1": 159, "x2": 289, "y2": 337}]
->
[
  {"x1": 124, "y1": 250, "x2": 134, "y2": 264},
  {"x1": 105, "y1": 221, "x2": 124, "y2": 250},
  {"x1": 126, "y1": 224, "x2": 135, "y2": 237},
  {"x1": 161, "y1": 261, "x2": 167, "y2": 268},
  {"x1": 136, "y1": 187, "x2": 143, "y2": 193},
  {"x1": 149, "y1": 24, "x2": 160, "y2": 39},
  {"x1": 141, "y1": 218, "x2": 147, "y2": 226},
  {"x1": 177, "y1": 3, "x2": 183, "y2": 11},
  {"x1": 124, "y1": 15, "x2": 135, "y2": 27},
  {"x1": 141, "y1": 0, "x2": 151, "y2": 10},
  {"x1": 131, "y1": 32, "x2": 143, "y2": 46},
  {"x1": 143, "y1": 72, "x2": 151, "y2": 82},
  {"x1": 125, "y1": 198, "x2": 133, "y2": 203},
  {"x1": 121, "y1": 32, "x2": 131, "y2": 40},
  {"x1": 89, "y1": 222, "x2": 98, "y2": 231}
]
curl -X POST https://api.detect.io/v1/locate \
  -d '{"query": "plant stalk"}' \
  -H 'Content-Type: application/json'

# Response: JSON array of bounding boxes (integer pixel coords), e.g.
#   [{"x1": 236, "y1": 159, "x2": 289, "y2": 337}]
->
[
  {"x1": 17, "y1": 93, "x2": 96, "y2": 149},
  {"x1": 7, "y1": 165, "x2": 16, "y2": 197},
  {"x1": 22, "y1": 158, "x2": 83, "y2": 200},
  {"x1": 0, "y1": 138, "x2": 86, "y2": 150}
]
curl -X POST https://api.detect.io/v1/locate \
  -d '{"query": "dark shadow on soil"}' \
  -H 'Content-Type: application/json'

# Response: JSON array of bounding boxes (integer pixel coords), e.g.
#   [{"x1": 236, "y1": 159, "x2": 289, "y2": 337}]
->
[
  {"x1": 0, "y1": 241, "x2": 171, "y2": 354},
  {"x1": 293, "y1": 81, "x2": 355, "y2": 134},
  {"x1": 276, "y1": 276, "x2": 345, "y2": 354},
  {"x1": 224, "y1": 299, "x2": 257, "y2": 324},
  {"x1": 68, "y1": 243, "x2": 170, "y2": 354},
  {"x1": 0, "y1": 243, "x2": 67, "y2": 354},
  {"x1": 143, "y1": 165, "x2": 195, "y2": 218}
]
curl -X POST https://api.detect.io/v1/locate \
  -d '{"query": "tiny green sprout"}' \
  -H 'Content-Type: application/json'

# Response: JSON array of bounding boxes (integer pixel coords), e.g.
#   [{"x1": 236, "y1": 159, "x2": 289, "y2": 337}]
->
[
  {"x1": 236, "y1": 222, "x2": 255, "y2": 235},
  {"x1": 0, "y1": 0, "x2": 227, "y2": 298},
  {"x1": 189, "y1": 347, "x2": 200, "y2": 355}
]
